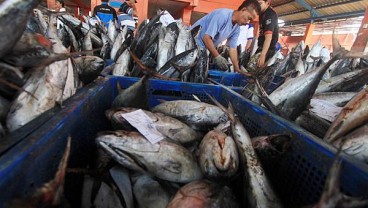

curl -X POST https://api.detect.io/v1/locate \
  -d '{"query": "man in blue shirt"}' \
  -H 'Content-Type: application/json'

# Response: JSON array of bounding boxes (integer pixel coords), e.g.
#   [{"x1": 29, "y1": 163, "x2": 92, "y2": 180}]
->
[
  {"x1": 191, "y1": 0, "x2": 260, "y2": 73},
  {"x1": 93, "y1": 0, "x2": 117, "y2": 27},
  {"x1": 117, "y1": 0, "x2": 137, "y2": 32}
]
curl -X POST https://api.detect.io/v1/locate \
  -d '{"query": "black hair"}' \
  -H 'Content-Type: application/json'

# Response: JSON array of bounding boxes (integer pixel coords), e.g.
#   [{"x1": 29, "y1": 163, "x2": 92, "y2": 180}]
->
[
  {"x1": 238, "y1": 0, "x2": 261, "y2": 15},
  {"x1": 56, "y1": 0, "x2": 65, "y2": 7}
]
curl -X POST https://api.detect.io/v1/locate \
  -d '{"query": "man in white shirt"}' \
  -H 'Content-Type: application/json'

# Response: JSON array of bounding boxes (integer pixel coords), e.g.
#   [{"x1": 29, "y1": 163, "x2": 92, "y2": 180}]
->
[{"x1": 237, "y1": 23, "x2": 254, "y2": 53}]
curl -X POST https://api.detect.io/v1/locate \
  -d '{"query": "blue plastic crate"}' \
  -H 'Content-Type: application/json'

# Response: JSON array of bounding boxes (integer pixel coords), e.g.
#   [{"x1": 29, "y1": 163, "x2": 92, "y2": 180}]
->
[
  {"x1": 0, "y1": 76, "x2": 367, "y2": 207},
  {"x1": 208, "y1": 70, "x2": 248, "y2": 87}
]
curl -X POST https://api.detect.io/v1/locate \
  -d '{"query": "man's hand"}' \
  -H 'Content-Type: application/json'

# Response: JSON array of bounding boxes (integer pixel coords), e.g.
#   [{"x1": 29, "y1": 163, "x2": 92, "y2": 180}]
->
[
  {"x1": 214, "y1": 55, "x2": 229, "y2": 71},
  {"x1": 257, "y1": 53, "x2": 266, "y2": 67}
]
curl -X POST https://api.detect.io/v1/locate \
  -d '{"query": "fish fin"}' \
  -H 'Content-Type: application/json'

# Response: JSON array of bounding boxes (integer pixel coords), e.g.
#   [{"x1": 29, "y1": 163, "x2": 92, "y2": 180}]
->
[
  {"x1": 192, "y1": 94, "x2": 201, "y2": 102},
  {"x1": 191, "y1": 25, "x2": 201, "y2": 38},
  {"x1": 116, "y1": 82, "x2": 122, "y2": 93},
  {"x1": 316, "y1": 148, "x2": 343, "y2": 206},
  {"x1": 205, "y1": 92, "x2": 227, "y2": 114},
  {"x1": 227, "y1": 103, "x2": 236, "y2": 122},
  {"x1": 128, "y1": 49, "x2": 178, "y2": 81},
  {"x1": 162, "y1": 160, "x2": 181, "y2": 174}
]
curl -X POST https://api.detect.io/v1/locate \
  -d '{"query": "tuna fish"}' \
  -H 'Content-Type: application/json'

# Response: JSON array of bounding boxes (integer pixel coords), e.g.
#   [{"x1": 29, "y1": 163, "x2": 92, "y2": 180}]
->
[
  {"x1": 73, "y1": 56, "x2": 104, "y2": 84},
  {"x1": 111, "y1": 75, "x2": 149, "y2": 109},
  {"x1": 105, "y1": 107, "x2": 203, "y2": 144},
  {"x1": 132, "y1": 174, "x2": 171, "y2": 208},
  {"x1": 198, "y1": 129, "x2": 239, "y2": 179},
  {"x1": 312, "y1": 92, "x2": 356, "y2": 107},
  {"x1": 0, "y1": 0, "x2": 40, "y2": 58},
  {"x1": 324, "y1": 87, "x2": 368, "y2": 143},
  {"x1": 152, "y1": 100, "x2": 228, "y2": 130},
  {"x1": 207, "y1": 95, "x2": 283, "y2": 208},
  {"x1": 333, "y1": 123, "x2": 368, "y2": 163},
  {"x1": 96, "y1": 130, "x2": 203, "y2": 183},
  {"x1": 6, "y1": 15, "x2": 77, "y2": 131},
  {"x1": 167, "y1": 180, "x2": 239, "y2": 208},
  {"x1": 316, "y1": 69, "x2": 368, "y2": 93}
]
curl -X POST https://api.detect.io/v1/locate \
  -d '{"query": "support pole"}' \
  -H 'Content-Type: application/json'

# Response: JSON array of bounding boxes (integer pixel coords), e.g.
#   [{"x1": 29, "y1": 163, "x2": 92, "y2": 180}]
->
[{"x1": 351, "y1": 5, "x2": 368, "y2": 52}]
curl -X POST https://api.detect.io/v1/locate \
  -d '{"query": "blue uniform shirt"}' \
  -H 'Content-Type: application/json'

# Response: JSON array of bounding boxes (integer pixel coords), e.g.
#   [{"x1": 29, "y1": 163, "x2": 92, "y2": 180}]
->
[{"x1": 191, "y1": 9, "x2": 240, "y2": 48}]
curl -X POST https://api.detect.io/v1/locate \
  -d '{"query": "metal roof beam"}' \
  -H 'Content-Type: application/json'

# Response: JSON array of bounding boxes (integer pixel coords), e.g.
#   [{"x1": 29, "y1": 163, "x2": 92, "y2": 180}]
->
[
  {"x1": 272, "y1": 0, "x2": 294, "y2": 8},
  {"x1": 279, "y1": 0, "x2": 363, "y2": 17},
  {"x1": 283, "y1": 10, "x2": 365, "y2": 26},
  {"x1": 295, "y1": 0, "x2": 321, "y2": 18}
]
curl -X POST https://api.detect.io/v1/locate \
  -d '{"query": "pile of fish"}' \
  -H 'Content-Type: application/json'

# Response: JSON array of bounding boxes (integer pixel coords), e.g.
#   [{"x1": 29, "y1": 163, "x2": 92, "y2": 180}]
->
[
  {"x1": 67, "y1": 82, "x2": 368, "y2": 208},
  {"x1": 241, "y1": 37, "x2": 368, "y2": 165},
  {"x1": 0, "y1": 3, "x2": 120, "y2": 137},
  {"x1": 105, "y1": 11, "x2": 208, "y2": 83}
]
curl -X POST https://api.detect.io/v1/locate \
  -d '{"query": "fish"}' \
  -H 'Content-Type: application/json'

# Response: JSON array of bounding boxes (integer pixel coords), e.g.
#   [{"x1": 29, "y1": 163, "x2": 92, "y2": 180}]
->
[
  {"x1": 324, "y1": 87, "x2": 368, "y2": 143},
  {"x1": 96, "y1": 130, "x2": 203, "y2": 183},
  {"x1": 295, "y1": 111, "x2": 331, "y2": 138},
  {"x1": 333, "y1": 123, "x2": 368, "y2": 164},
  {"x1": 73, "y1": 56, "x2": 104, "y2": 85},
  {"x1": 156, "y1": 22, "x2": 179, "y2": 71},
  {"x1": 320, "y1": 47, "x2": 330, "y2": 63},
  {"x1": 151, "y1": 100, "x2": 228, "y2": 131},
  {"x1": 82, "y1": 30, "x2": 93, "y2": 56},
  {"x1": 0, "y1": 62, "x2": 24, "y2": 99},
  {"x1": 6, "y1": 14, "x2": 75, "y2": 132},
  {"x1": 309, "y1": 99, "x2": 342, "y2": 122},
  {"x1": 207, "y1": 95, "x2": 283, "y2": 208},
  {"x1": 0, "y1": 95, "x2": 10, "y2": 123},
  {"x1": 132, "y1": 174, "x2": 171, "y2": 208},
  {"x1": 113, "y1": 49, "x2": 131, "y2": 76},
  {"x1": 316, "y1": 69, "x2": 368, "y2": 93},
  {"x1": 145, "y1": 22, "x2": 162, "y2": 52},
  {"x1": 192, "y1": 47, "x2": 209, "y2": 83},
  {"x1": 131, "y1": 13, "x2": 162, "y2": 59},
  {"x1": 0, "y1": 123, "x2": 5, "y2": 139},
  {"x1": 252, "y1": 134, "x2": 292, "y2": 174},
  {"x1": 167, "y1": 180, "x2": 239, "y2": 208},
  {"x1": 175, "y1": 25, "x2": 192, "y2": 56},
  {"x1": 306, "y1": 40, "x2": 322, "y2": 62},
  {"x1": 8, "y1": 137, "x2": 71, "y2": 207},
  {"x1": 61, "y1": 14, "x2": 103, "y2": 47},
  {"x1": 63, "y1": 24, "x2": 80, "y2": 52},
  {"x1": 111, "y1": 75, "x2": 149, "y2": 109},
  {"x1": 309, "y1": 153, "x2": 368, "y2": 208},
  {"x1": 109, "y1": 166, "x2": 134, "y2": 208},
  {"x1": 329, "y1": 58, "x2": 352, "y2": 77},
  {"x1": 2, "y1": 29, "x2": 53, "y2": 67},
  {"x1": 269, "y1": 46, "x2": 345, "y2": 120},
  {"x1": 0, "y1": 0, "x2": 40, "y2": 58},
  {"x1": 158, "y1": 48, "x2": 198, "y2": 79},
  {"x1": 198, "y1": 129, "x2": 239, "y2": 179},
  {"x1": 110, "y1": 28, "x2": 127, "y2": 61},
  {"x1": 107, "y1": 20, "x2": 118, "y2": 43},
  {"x1": 105, "y1": 107, "x2": 203, "y2": 144},
  {"x1": 295, "y1": 52, "x2": 305, "y2": 75},
  {"x1": 312, "y1": 92, "x2": 356, "y2": 107}
]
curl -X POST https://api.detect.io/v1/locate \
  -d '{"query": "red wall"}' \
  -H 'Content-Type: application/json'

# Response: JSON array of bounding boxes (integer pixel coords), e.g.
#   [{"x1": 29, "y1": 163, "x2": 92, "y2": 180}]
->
[{"x1": 279, "y1": 33, "x2": 357, "y2": 54}]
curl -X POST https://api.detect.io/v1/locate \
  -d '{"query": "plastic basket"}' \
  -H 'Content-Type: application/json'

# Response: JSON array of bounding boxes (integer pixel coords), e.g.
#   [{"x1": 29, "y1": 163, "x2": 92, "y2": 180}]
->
[
  {"x1": 0, "y1": 76, "x2": 367, "y2": 207},
  {"x1": 208, "y1": 70, "x2": 248, "y2": 87}
]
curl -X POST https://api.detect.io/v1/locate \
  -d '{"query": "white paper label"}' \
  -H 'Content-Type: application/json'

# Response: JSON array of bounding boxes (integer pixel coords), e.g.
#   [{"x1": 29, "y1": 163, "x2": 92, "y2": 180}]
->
[
  {"x1": 159, "y1": 11, "x2": 175, "y2": 27},
  {"x1": 122, "y1": 110, "x2": 165, "y2": 144}
]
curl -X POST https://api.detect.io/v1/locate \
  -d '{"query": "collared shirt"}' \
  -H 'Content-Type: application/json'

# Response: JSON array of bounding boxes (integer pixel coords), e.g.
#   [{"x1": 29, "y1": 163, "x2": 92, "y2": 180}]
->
[
  {"x1": 93, "y1": 2, "x2": 117, "y2": 27},
  {"x1": 191, "y1": 9, "x2": 240, "y2": 48},
  {"x1": 258, "y1": 6, "x2": 279, "y2": 51}
]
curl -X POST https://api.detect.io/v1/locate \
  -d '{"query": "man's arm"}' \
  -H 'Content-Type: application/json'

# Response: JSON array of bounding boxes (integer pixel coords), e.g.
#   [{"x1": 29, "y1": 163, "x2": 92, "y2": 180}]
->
[
  {"x1": 229, "y1": 47, "x2": 240, "y2": 73},
  {"x1": 126, "y1": 0, "x2": 138, "y2": 17},
  {"x1": 257, "y1": 33, "x2": 272, "y2": 67},
  {"x1": 202, "y1": 34, "x2": 220, "y2": 57},
  {"x1": 245, "y1": 39, "x2": 252, "y2": 51}
]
